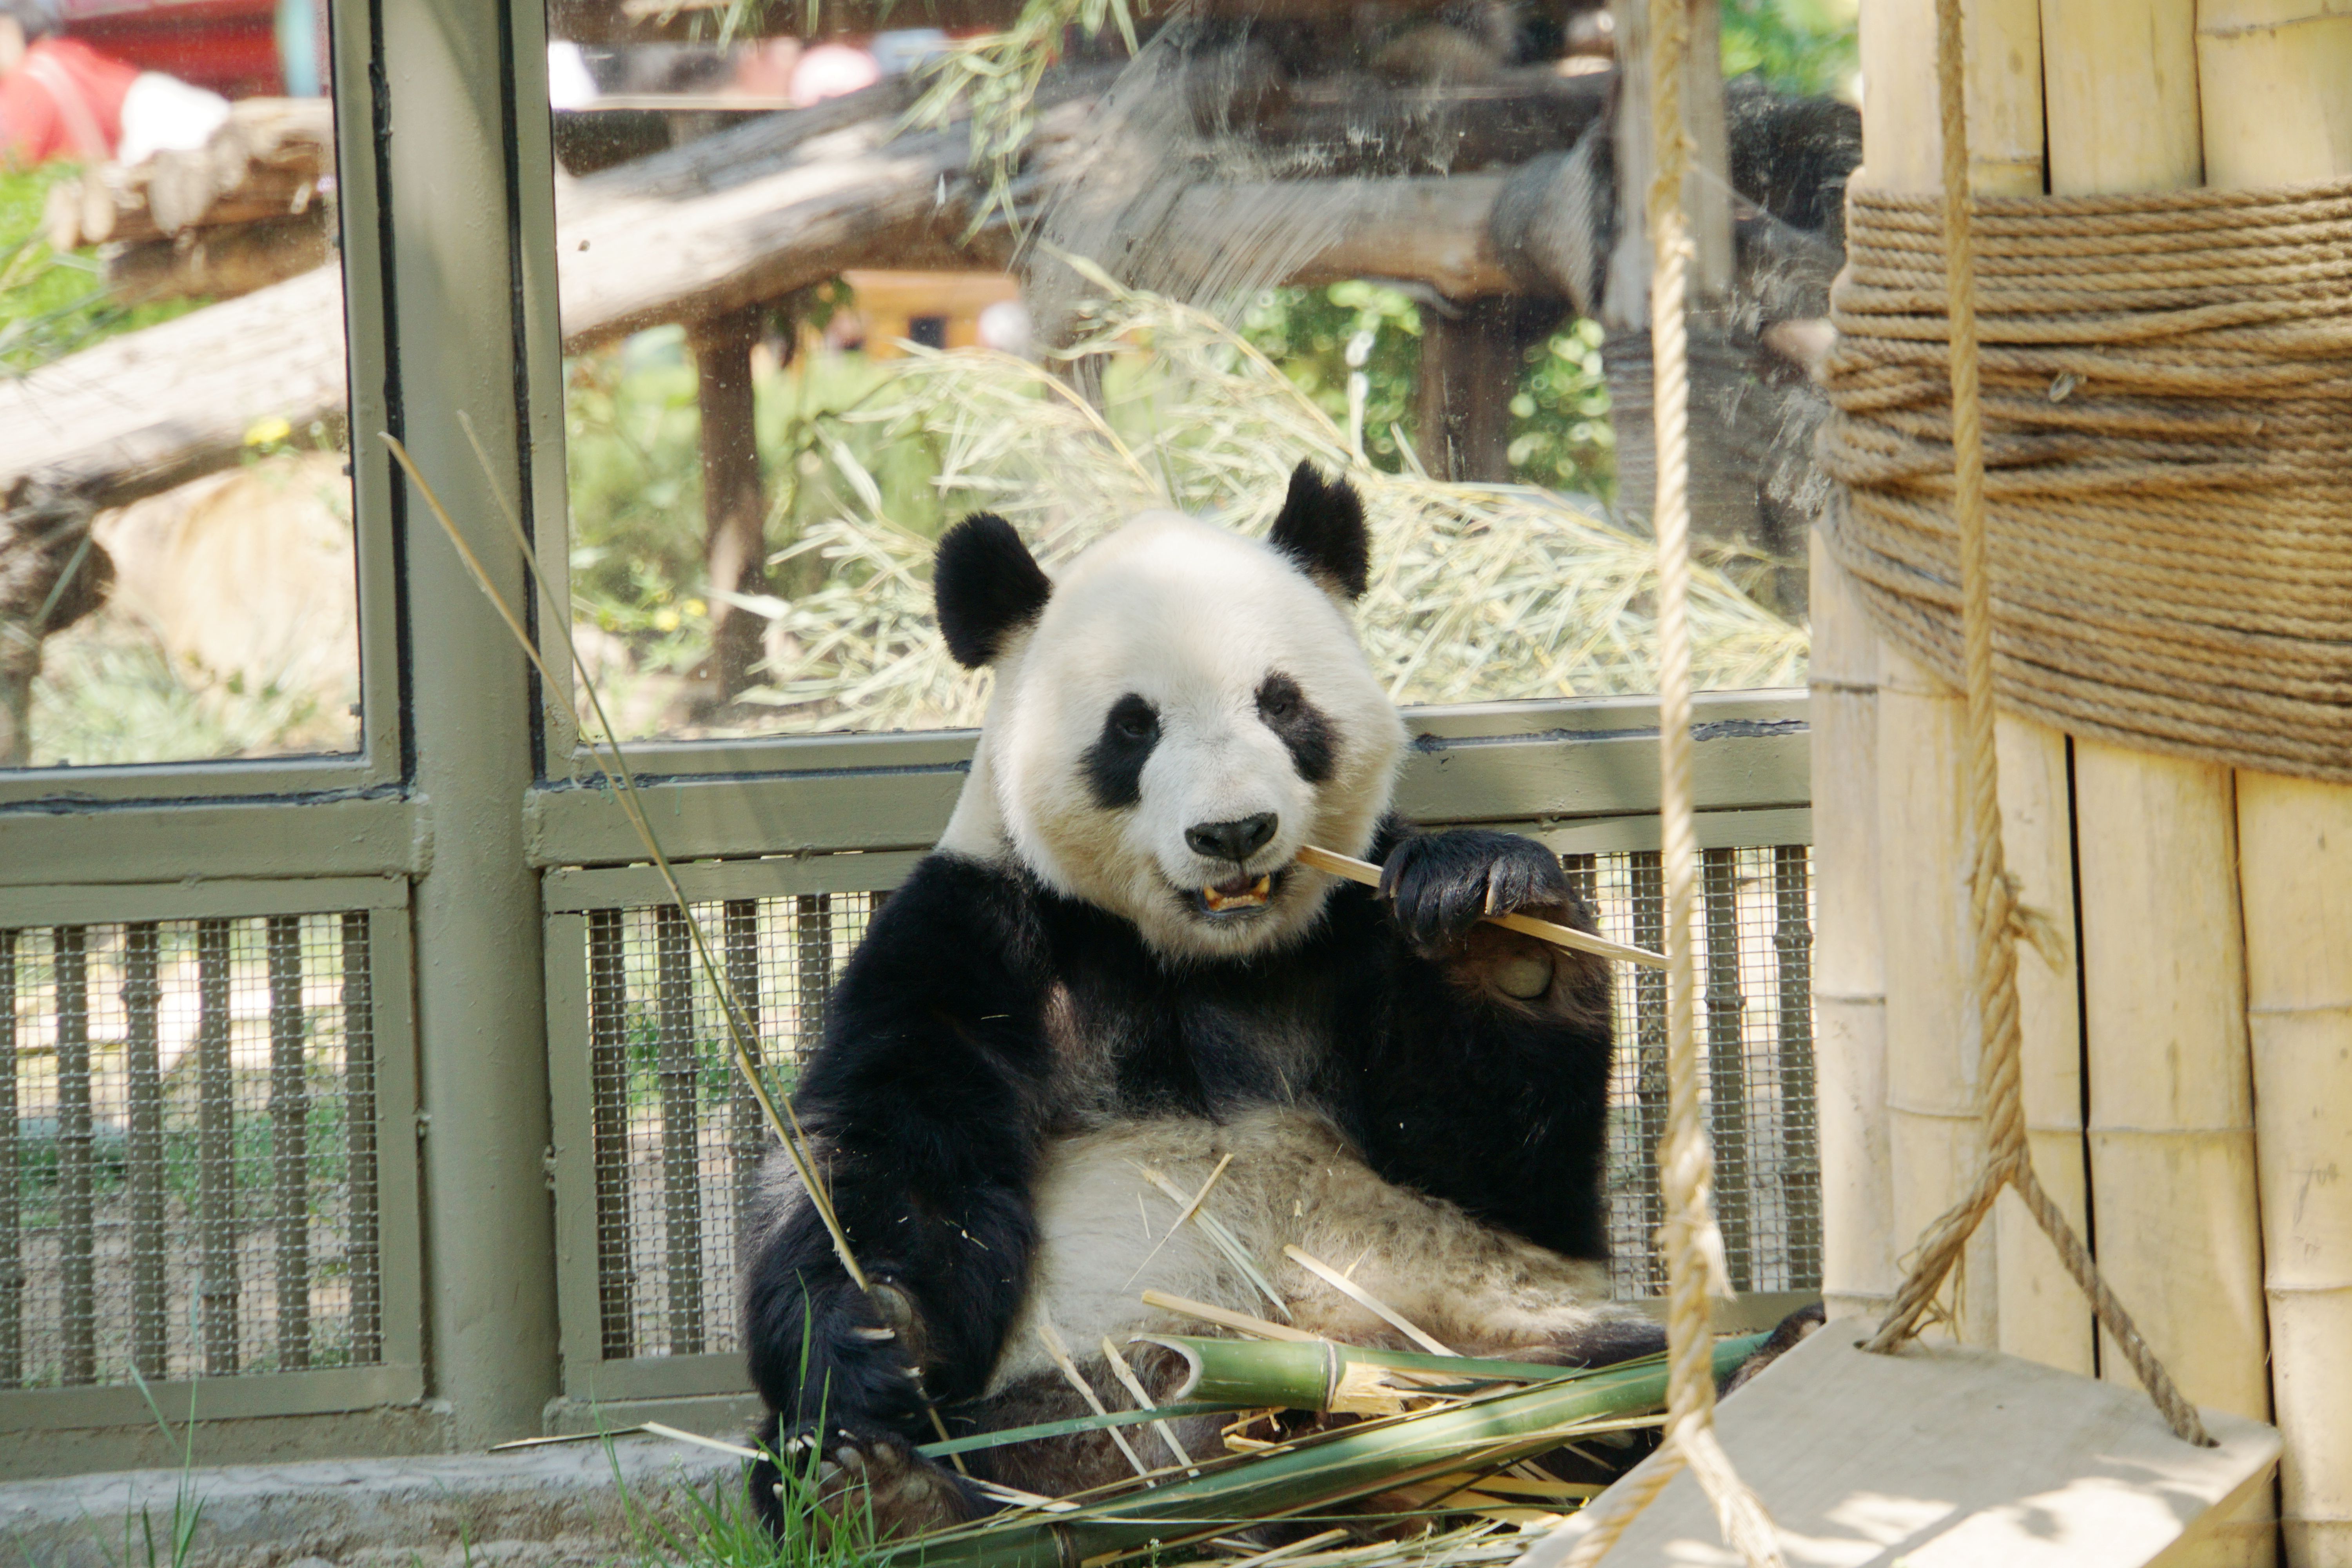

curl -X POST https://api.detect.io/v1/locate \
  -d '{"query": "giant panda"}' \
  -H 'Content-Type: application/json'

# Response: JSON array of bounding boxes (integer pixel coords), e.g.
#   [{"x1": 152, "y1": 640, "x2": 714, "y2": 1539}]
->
[{"x1": 741, "y1": 463, "x2": 1676, "y2": 1538}]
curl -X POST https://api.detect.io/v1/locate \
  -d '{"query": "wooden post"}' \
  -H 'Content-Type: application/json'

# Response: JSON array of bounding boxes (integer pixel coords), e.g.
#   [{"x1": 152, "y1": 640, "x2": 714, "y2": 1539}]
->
[
  {"x1": 1852, "y1": 0, "x2": 2045, "y2": 1352},
  {"x1": 2196, "y1": 7, "x2": 2352, "y2": 1558},
  {"x1": 1414, "y1": 301, "x2": 1516, "y2": 483},
  {"x1": 693, "y1": 306, "x2": 770, "y2": 704},
  {"x1": 2040, "y1": 7, "x2": 2275, "y2": 1563}
]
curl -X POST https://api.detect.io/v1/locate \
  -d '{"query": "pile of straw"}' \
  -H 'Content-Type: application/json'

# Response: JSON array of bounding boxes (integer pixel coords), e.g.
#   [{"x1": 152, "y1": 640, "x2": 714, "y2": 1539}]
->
[{"x1": 730, "y1": 286, "x2": 1805, "y2": 732}]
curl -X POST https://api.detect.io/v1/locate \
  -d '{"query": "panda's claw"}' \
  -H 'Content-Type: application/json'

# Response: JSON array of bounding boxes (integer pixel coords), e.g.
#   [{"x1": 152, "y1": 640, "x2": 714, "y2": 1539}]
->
[{"x1": 1382, "y1": 829, "x2": 1572, "y2": 951}]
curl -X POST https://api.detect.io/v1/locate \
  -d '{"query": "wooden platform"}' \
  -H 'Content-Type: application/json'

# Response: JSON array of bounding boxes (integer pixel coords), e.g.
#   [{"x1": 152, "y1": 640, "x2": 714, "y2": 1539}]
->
[{"x1": 1518, "y1": 1323, "x2": 2281, "y2": 1568}]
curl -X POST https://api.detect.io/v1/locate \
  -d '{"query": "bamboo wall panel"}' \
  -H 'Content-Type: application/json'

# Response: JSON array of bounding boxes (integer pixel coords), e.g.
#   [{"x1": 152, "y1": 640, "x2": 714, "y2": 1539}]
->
[
  {"x1": 1811, "y1": 548, "x2": 1894, "y2": 1325},
  {"x1": 2195, "y1": 0, "x2": 2352, "y2": 187},
  {"x1": 2041, "y1": 10, "x2": 2272, "y2": 1557},
  {"x1": 1993, "y1": 717, "x2": 2094, "y2": 1375},
  {"x1": 2198, "y1": 12, "x2": 2352, "y2": 1557},
  {"x1": 2238, "y1": 778, "x2": 2352, "y2": 1566},
  {"x1": 1853, "y1": 0, "x2": 2046, "y2": 1350},
  {"x1": 2076, "y1": 745, "x2": 2272, "y2": 1568}
]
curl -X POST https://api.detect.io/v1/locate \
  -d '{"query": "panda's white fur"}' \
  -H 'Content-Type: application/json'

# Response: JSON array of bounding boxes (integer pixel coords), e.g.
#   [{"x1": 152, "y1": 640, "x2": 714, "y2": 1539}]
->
[
  {"x1": 940, "y1": 510, "x2": 1406, "y2": 961},
  {"x1": 742, "y1": 465, "x2": 1650, "y2": 1537},
  {"x1": 993, "y1": 1108, "x2": 1623, "y2": 1394}
]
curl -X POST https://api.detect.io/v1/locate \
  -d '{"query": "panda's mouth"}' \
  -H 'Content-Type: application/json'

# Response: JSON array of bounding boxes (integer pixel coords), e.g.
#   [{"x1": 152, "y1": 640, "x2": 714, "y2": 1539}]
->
[{"x1": 1194, "y1": 869, "x2": 1281, "y2": 917}]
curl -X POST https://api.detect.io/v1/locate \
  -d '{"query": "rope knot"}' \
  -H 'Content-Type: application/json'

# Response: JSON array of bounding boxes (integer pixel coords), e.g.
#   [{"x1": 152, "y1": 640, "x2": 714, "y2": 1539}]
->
[{"x1": 1982, "y1": 866, "x2": 2070, "y2": 970}]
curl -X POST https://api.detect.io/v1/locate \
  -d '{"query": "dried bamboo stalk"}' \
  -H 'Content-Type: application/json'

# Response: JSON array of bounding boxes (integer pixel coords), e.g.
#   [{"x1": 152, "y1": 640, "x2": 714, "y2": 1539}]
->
[{"x1": 1296, "y1": 847, "x2": 1665, "y2": 968}]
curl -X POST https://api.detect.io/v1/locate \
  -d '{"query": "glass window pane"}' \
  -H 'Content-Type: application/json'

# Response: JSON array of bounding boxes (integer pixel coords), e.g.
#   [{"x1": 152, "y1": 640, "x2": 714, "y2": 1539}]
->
[
  {"x1": 546, "y1": 0, "x2": 1855, "y2": 742},
  {"x1": 0, "y1": 0, "x2": 357, "y2": 770}
]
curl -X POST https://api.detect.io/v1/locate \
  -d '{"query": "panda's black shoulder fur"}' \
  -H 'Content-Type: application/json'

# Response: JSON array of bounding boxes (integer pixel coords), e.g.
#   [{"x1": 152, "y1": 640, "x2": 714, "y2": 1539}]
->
[{"x1": 743, "y1": 820, "x2": 1617, "y2": 1455}]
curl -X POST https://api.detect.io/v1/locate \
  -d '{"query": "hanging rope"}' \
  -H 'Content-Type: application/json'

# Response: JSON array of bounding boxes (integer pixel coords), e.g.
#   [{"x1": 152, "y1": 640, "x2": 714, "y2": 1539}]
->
[
  {"x1": 1849, "y1": 0, "x2": 2213, "y2": 1450},
  {"x1": 1552, "y1": 2, "x2": 1784, "y2": 1562}
]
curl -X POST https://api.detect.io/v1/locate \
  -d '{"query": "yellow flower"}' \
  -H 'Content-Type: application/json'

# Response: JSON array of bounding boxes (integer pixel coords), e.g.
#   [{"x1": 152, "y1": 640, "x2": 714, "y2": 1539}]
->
[
  {"x1": 652, "y1": 608, "x2": 681, "y2": 633},
  {"x1": 243, "y1": 416, "x2": 294, "y2": 447},
  {"x1": 682, "y1": 598, "x2": 707, "y2": 617}
]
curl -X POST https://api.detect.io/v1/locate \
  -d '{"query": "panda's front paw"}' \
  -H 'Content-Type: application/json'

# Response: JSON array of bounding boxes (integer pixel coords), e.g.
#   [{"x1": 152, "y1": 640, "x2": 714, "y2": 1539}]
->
[
  {"x1": 809, "y1": 1429, "x2": 977, "y2": 1541},
  {"x1": 1378, "y1": 829, "x2": 1573, "y2": 955}
]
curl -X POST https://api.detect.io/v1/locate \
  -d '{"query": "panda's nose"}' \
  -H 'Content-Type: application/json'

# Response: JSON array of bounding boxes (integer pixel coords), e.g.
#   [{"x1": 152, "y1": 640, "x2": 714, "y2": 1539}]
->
[{"x1": 1187, "y1": 813, "x2": 1278, "y2": 864}]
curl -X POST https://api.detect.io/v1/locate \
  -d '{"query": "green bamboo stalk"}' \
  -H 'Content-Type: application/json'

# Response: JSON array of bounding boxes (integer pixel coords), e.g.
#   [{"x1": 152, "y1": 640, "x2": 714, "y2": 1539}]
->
[
  {"x1": 1135, "y1": 1336, "x2": 1609, "y2": 1412},
  {"x1": 884, "y1": 1335, "x2": 1766, "y2": 1568},
  {"x1": 919, "y1": 1403, "x2": 1234, "y2": 1460}
]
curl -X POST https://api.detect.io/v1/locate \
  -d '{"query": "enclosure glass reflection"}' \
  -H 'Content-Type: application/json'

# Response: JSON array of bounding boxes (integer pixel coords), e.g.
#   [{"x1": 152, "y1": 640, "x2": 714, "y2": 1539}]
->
[
  {"x1": 0, "y1": 0, "x2": 356, "y2": 770},
  {"x1": 543, "y1": 0, "x2": 1855, "y2": 742}
]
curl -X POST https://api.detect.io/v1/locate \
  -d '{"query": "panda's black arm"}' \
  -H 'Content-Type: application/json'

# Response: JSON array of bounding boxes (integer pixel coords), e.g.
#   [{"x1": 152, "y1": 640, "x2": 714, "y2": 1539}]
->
[
  {"x1": 742, "y1": 855, "x2": 1055, "y2": 1440},
  {"x1": 1339, "y1": 823, "x2": 1619, "y2": 1261}
]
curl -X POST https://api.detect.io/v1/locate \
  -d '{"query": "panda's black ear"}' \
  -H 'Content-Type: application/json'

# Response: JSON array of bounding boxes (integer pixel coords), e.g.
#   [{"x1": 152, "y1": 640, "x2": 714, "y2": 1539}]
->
[
  {"x1": 1267, "y1": 461, "x2": 1370, "y2": 600},
  {"x1": 935, "y1": 512, "x2": 1053, "y2": 668}
]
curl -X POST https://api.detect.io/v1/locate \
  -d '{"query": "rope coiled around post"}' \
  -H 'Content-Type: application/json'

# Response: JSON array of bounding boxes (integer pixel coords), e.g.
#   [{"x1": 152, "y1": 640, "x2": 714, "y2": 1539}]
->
[
  {"x1": 1841, "y1": 0, "x2": 2213, "y2": 1451},
  {"x1": 1818, "y1": 170, "x2": 2352, "y2": 784}
]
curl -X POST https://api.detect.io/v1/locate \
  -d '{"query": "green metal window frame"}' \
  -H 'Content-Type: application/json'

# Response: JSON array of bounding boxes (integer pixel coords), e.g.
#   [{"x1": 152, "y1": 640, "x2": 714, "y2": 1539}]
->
[{"x1": 0, "y1": 878, "x2": 424, "y2": 1464}]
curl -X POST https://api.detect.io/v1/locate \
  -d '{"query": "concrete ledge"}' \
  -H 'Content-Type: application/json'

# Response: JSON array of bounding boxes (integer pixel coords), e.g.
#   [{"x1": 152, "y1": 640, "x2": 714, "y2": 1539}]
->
[{"x1": 0, "y1": 1434, "x2": 745, "y2": 1568}]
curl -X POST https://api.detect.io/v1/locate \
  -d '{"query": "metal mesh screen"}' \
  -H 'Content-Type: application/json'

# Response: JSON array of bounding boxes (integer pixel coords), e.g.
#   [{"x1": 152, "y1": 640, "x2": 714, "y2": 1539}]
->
[
  {"x1": 583, "y1": 847, "x2": 1820, "y2": 1359},
  {"x1": 588, "y1": 893, "x2": 879, "y2": 1360},
  {"x1": 1581, "y1": 846, "x2": 1821, "y2": 1298},
  {"x1": 0, "y1": 913, "x2": 381, "y2": 1389}
]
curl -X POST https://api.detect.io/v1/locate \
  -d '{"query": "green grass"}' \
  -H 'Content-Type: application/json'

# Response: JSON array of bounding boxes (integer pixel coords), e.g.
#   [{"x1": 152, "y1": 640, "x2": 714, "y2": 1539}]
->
[{"x1": 0, "y1": 163, "x2": 204, "y2": 376}]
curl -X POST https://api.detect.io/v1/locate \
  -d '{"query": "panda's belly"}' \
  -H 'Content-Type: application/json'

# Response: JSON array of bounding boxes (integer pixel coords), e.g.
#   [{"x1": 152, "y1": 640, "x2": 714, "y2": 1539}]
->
[{"x1": 986, "y1": 1107, "x2": 1626, "y2": 1395}]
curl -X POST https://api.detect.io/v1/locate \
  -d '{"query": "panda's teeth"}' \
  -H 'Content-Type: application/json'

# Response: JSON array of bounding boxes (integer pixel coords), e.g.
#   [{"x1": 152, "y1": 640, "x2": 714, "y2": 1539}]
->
[{"x1": 1201, "y1": 875, "x2": 1274, "y2": 913}]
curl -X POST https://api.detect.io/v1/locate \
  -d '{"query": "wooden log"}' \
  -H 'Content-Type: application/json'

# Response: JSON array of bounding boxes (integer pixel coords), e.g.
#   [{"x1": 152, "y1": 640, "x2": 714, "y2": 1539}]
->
[
  {"x1": 101, "y1": 214, "x2": 332, "y2": 305},
  {"x1": 2197, "y1": 7, "x2": 2352, "y2": 1559},
  {"x1": 44, "y1": 98, "x2": 334, "y2": 251},
  {"x1": 1810, "y1": 536, "x2": 1893, "y2": 1326},
  {"x1": 1855, "y1": 0, "x2": 2044, "y2": 1354},
  {"x1": 2042, "y1": 6, "x2": 2274, "y2": 1561}
]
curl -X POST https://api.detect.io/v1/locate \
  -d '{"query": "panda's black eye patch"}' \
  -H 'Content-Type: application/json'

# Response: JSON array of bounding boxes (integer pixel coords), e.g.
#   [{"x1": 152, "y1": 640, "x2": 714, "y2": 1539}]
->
[
  {"x1": 1083, "y1": 693, "x2": 1161, "y2": 809},
  {"x1": 1256, "y1": 672, "x2": 1334, "y2": 784}
]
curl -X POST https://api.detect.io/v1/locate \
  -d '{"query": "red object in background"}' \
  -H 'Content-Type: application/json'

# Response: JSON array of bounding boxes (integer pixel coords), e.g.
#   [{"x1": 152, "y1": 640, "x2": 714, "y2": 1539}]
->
[{"x1": 58, "y1": 0, "x2": 282, "y2": 98}]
